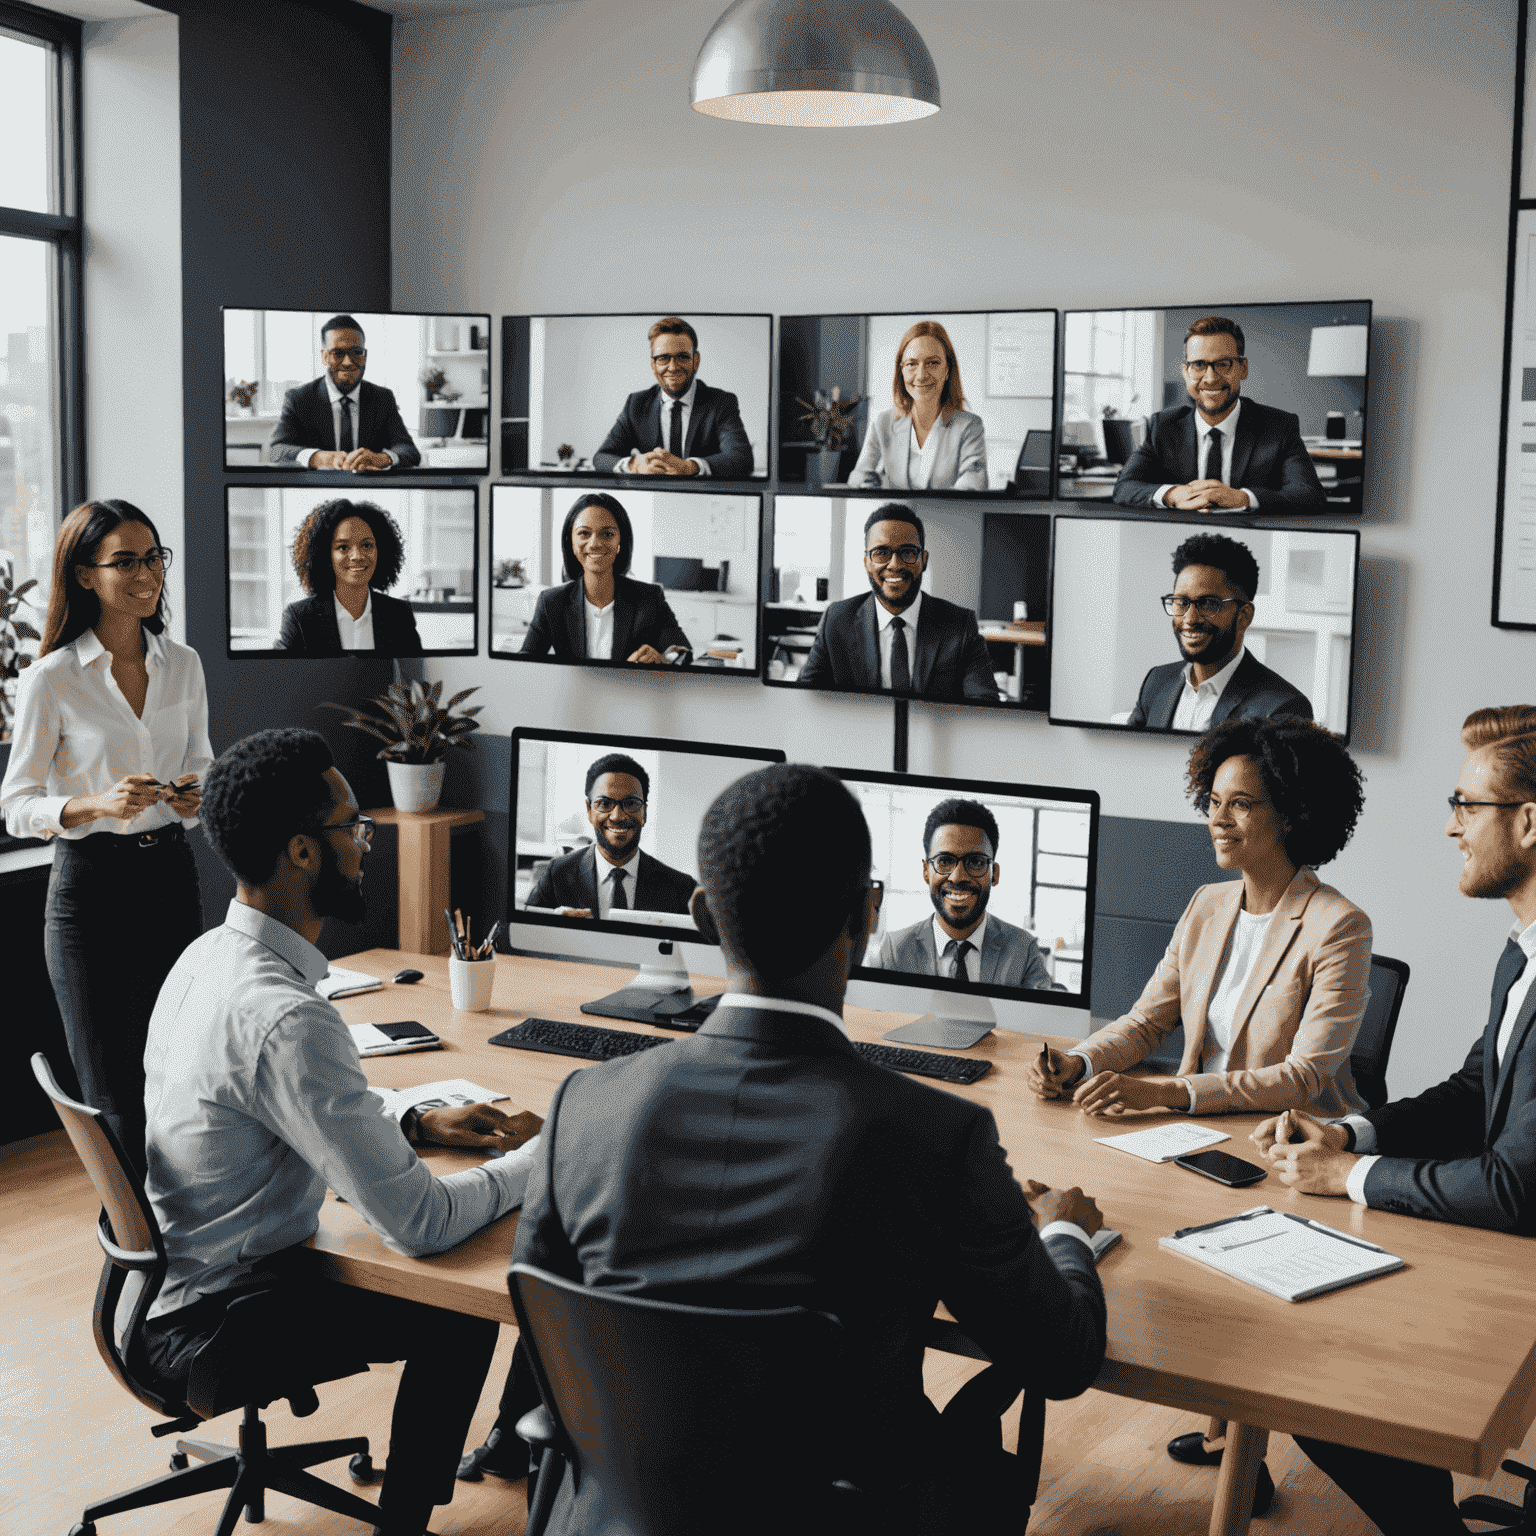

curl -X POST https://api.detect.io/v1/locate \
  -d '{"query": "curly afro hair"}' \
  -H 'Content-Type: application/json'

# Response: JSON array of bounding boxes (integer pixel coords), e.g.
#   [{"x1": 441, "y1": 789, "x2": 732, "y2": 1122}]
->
[
  {"x1": 201, "y1": 728, "x2": 336, "y2": 886},
  {"x1": 698, "y1": 763, "x2": 870, "y2": 982},
  {"x1": 923, "y1": 797, "x2": 999, "y2": 858},
  {"x1": 290, "y1": 498, "x2": 406, "y2": 596},
  {"x1": 1185, "y1": 716, "x2": 1365, "y2": 869},
  {"x1": 1171, "y1": 532, "x2": 1259, "y2": 602}
]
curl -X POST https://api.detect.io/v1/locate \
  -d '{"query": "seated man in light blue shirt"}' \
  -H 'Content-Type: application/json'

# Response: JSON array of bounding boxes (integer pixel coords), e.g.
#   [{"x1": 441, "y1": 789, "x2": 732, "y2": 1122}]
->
[{"x1": 142, "y1": 727, "x2": 542, "y2": 1536}]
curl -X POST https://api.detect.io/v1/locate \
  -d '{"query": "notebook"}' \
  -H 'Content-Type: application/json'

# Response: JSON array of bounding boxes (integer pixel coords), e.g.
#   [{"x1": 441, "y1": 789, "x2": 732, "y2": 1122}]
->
[
  {"x1": 1095, "y1": 1123, "x2": 1230, "y2": 1163},
  {"x1": 318, "y1": 965, "x2": 383, "y2": 1001},
  {"x1": 349, "y1": 1020, "x2": 441, "y2": 1057}
]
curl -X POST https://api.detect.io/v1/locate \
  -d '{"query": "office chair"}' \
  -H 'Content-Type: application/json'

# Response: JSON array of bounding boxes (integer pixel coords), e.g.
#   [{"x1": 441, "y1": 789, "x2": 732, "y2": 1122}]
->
[
  {"x1": 506, "y1": 1261, "x2": 865, "y2": 1536},
  {"x1": 1350, "y1": 954, "x2": 1410, "y2": 1110},
  {"x1": 31, "y1": 1053, "x2": 385, "y2": 1536},
  {"x1": 1461, "y1": 1458, "x2": 1536, "y2": 1530}
]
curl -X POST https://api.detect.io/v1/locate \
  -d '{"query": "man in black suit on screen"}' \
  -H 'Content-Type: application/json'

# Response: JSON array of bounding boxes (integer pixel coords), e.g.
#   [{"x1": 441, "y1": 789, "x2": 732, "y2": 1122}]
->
[
  {"x1": 591, "y1": 317, "x2": 753, "y2": 479},
  {"x1": 797, "y1": 504, "x2": 998, "y2": 702},
  {"x1": 1112, "y1": 315, "x2": 1324, "y2": 514},
  {"x1": 268, "y1": 314, "x2": 421, "y2": 471},
  {"x1": 525, "y1": 753, "x2": 696, "y2": 918}
]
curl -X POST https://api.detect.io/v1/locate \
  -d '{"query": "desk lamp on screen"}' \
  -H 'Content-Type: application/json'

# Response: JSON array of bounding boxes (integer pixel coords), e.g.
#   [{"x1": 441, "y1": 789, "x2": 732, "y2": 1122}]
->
[
  {"x1": 827, "y1": 765, "x2": 1099, "y2": 1047},
  {"x1": 507, "y1": 727, "x2": 785, "y2": 1025}
]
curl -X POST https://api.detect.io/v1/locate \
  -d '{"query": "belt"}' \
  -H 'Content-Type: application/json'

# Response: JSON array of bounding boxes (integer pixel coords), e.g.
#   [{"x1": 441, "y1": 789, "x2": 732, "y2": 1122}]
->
[{"x1": 60, "y1": 824, "x2": 189, "y2": 854}]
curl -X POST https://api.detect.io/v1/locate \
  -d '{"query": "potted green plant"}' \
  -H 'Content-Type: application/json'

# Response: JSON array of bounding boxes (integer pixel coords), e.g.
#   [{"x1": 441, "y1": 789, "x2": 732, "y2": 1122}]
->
[
  {"x1": 226, "y1": 379, "x2": 259, "y2": 417},
  {"x1": 320, "y1": 680, "x2": 482, "y2": 813},
  {"x1": 797, "y1": 386, "x2": 863, "y2": 484},
  {"x1": 1, "y1": 568, "x2": 39, "y2": 742}
]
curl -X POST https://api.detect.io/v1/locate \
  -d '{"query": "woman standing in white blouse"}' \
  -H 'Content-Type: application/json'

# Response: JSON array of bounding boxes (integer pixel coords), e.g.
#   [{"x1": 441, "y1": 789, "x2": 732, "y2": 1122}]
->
[{"x1": 1, "y1": 500, "x2": 211, "y2": 1168}]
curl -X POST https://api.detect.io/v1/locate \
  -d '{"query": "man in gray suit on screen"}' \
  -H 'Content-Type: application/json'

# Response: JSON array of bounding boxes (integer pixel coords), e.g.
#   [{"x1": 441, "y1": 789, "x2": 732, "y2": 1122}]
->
[{"x1": 874, "y1": 798, "x2": 1063, "y2": 991}]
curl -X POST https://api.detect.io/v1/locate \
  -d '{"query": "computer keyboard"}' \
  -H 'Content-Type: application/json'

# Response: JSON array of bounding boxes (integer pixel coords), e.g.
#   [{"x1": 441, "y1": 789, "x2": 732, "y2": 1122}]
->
[
  {"x1": 489, "y1": 1017, "x2": 674, "y2": 1062},
  {"x1": 853, "y1": 1042, "x2": 992, "y2": 1084}
]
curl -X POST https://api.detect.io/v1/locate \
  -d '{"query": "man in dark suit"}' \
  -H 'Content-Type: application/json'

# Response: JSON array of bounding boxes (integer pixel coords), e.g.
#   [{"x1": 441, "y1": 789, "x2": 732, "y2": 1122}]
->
[
  {"x1": 508, "y1": 763, "x2": 1107, "y2": 1533},
  {"x1": 1243, "y1": 706, "x2": 1536, "y2": 1536},
  {"x1": 798, "y1": 505, "x2": 997, "y2": 702},
  {"x1": 1126, "y1": 532, "x2": 1312, "y2": 731},
  {"x1": 1112, "y1": 315, "x2": 1325, "y2": 514},
  {"x1": 268, "y1": 314, "x2": 421, "y2": 471},
  {"x1": 525, "y1": 752, "x2": 696, "y2": 917},
  {"x1": 591, "y1": 317, "x2": 753, "y2": 478}
]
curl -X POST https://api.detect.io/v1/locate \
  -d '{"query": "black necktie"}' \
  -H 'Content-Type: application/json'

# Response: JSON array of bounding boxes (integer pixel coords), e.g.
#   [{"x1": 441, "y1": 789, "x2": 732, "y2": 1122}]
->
[
  {"x1": 339, "y1": 395, "x2": 355, "y2": 453},
  {"x1": 610, "y1": 868, "x2": 628, "y2": 911},
  {"x1": 889, "y1": 616, "x2": 911, "y2": 694},
  {"x1": 1489, "y1": 938, "x2": 1528, "y2": 1052},
  {"x1": 1203, "y1": 426, "x2": 1222, "y2": 483},
  {"x1": 949, "y1": 939, "x2": 974, "y2": 984},
  {"x1": 668, "y1": 399, "x2": 683, "y2": 457}
]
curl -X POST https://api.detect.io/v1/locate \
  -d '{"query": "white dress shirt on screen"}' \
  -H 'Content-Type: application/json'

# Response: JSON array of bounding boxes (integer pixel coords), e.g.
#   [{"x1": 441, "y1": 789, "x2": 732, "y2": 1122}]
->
[
  {"x1": 1153, "y1": 396, "x2": 1259, "y2": 512},
  {"x1": 876, "y1": 589, "x2": 924, "y2": 690},
  {"x1": 1171, "y1": 645, "x2": 1248, "y2": 733},
  {"x1": 333, "y1": 590, "x2": 375, "y2": 651},
  {"x1": 618, "y1": 378, "x2": 710, "y2": 476},
  {"x1": 294, "y1": 375, "x2": 399, "y2": 468}
]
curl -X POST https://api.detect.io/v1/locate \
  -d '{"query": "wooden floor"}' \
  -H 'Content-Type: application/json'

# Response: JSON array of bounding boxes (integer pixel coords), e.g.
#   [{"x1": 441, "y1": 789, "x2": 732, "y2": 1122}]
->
[{"x1": 4, "y1": 1129, "x2": 1529, "y2": 1536}]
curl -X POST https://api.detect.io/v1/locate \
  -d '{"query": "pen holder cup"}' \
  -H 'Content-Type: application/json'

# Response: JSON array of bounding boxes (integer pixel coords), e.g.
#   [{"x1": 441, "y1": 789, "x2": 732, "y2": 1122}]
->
[{"x1": 449, "y1": 955, "x2": 496, "y2": 1012}]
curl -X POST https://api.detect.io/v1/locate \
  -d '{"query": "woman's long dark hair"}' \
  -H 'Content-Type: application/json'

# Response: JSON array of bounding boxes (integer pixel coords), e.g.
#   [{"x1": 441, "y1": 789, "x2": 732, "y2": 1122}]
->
[
  {"x1": 560, "y1": 493, "x2": 633, "y2": 583},
  {"x1": 39, "y1": 500, "x2": 168, "y2": 656}
]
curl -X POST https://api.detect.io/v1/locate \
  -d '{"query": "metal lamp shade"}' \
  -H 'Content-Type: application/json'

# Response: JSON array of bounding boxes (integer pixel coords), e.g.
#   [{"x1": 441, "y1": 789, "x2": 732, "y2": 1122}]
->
[
  {"x1": 692, "y1": 0, "x2": 941, "y2": 127},
  {"x1": 1306, "y1": 324, "x2": 1369, "y2": 377}
]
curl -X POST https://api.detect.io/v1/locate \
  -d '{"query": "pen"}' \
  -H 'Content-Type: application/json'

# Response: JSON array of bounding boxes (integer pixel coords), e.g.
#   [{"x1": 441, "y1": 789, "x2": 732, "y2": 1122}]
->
[
  {"x1": 444, "y1": 907, "x2": 465, "y2": 959},
  {"x1": 1172, "y1": 1206, "x2": 1271, "y2": 1240},
  {"x1": 478, "y1": 920, "x2": 502, "y2": 959},
  {"x1": 1038, "y1": 1040, "x2": 1051, "y2": 1074},
  {"x1": 1279, "y1": 1212, "x2": 1387, "y2": 1253}
]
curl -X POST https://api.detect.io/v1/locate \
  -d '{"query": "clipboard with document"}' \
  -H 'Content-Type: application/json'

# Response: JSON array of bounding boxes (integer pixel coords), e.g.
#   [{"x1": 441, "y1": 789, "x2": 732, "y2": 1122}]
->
[{"x1": 1159, "y1": 1205, "x2": 1405, "y2": 1302}]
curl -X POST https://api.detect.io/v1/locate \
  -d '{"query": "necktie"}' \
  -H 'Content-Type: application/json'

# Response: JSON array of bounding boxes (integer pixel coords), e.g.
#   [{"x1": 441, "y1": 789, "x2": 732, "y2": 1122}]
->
[
  {"x1": 1489, "y1": 938, "x2": 1528, "y2": 1059},
  {"x1": 610, "y1": 868, "x2": 628, "y2": 911},
  {"x1": 668, "y1": 398, "x2": 683, "y2": 457},
  {"x1": 889, "y1": 616, "x2": 911, "y2": 694},
  {"x1": 949, "y1": 939, "x2": 974, "y2": 984},
  {"x1": 339, "y1": 395, "x2": 355, "y2": 453},
  {"x1": 1203, "y1": 426, "x2": 1222, "y2": 484}
]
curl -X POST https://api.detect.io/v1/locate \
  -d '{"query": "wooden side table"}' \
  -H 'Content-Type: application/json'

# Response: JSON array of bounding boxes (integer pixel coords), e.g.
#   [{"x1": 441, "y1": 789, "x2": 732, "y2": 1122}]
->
[{"x1": 367, "y1": 807, "x2": 485, "y2": 954}]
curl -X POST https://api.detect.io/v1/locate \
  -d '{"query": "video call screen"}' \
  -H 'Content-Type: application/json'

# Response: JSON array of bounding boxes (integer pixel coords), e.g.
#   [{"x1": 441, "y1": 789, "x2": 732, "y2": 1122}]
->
[
  {"x1": 830, "y1": 766, "x2": 1098, "y2": 1006},
  {"x1": 508, "y1": 729, "x2": 785, "y2": 944},
  {"x1": 777, "y1": 310, "x2": 1058, "y2": 498},
  {"x1": 764, "y1": 494, "x2": 1050, "y2": 710},
  {"x1": 1059, "y1": 299, "x2": 1371, "y2": 515},
  {"x1": 1049, "y1": 515, "x2": 1360, "y2": 739},
  {"x1": 224, "y1": 485, "x2": 479, "y2": 658},
  {"x1": 222, "y1": 308, "x2": 491, "y2": 473},
  {"x1": 500, "y1": 313, "x2": 771, "y2": 481},
  {"x1": 489, "y1": 484, "x2": 763, "y2": 674}
]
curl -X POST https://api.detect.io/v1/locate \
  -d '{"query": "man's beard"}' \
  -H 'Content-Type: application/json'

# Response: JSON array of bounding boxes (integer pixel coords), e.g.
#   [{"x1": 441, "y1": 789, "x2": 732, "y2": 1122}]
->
[
  {"x1": 315, "y1": 838, "x2": 367, "y2": 925},
  {"x1": 868, "y1": 568, "x2": 919, "y2": 613},
  {"x1": 929, "y1": 875, "x2": 990, "y2": 928},
  {"x1": 1175, "y1": 615, "x2": 1239, "y2": 668},
  {"x1": 595, "y1": 820, "x2": 641, "y2": 859}
]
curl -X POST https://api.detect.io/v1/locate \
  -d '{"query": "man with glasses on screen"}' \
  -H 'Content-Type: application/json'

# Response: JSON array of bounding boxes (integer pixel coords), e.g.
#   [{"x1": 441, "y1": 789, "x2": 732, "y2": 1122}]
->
[
  {"x1": 874, "y1": 798, "x2": 1064, "y2": 991},
  {"x1": 269, "y1": 314, "x2": 422, "y2": 472},
  {"x1": 1111, "y1": 316, "x2": 1324, "y2": 513},
  {"x1": 525, "y1": 752, "x2": 698, "y2": 917},
  {"x1": 591, "y1": 317, "x2": 754, "y2": 479},
  {"x1": 798, "y1": 505, "x2": 997, "y2": 702},
  {"x1": 1127, "y1": 533, "x2": 1312, "y2": 730}
]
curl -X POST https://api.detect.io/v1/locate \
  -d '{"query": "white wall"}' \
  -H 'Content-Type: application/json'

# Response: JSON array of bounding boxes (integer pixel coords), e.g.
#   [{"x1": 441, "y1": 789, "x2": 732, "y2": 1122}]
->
[{"x1": 393, "y1": 0, "x2": 1527, "y2": 1095}]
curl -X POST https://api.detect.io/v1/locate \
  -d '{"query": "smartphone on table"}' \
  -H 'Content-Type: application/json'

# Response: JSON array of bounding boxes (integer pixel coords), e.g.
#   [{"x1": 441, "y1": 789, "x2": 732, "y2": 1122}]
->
[{"x1": 1173, "y1": 1149, "x2": 1268, "y2": 1187}]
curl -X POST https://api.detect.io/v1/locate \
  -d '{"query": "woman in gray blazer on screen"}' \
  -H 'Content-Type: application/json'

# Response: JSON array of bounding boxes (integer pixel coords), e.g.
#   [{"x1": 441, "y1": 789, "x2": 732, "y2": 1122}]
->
[{"x1": 849, "y1": 320, "x2": 988, "y2": 491}]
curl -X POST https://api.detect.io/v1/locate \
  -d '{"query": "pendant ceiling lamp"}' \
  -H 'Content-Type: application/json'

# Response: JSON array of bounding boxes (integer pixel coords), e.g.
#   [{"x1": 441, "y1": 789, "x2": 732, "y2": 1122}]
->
[{"x1": 691, "y1": 0, "x2": 940, "y2": 128}]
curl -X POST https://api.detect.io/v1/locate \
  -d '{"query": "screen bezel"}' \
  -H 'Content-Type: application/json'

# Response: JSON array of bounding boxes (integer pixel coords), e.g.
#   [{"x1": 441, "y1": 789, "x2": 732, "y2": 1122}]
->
[
  {"x1": 1044, "y1": 509, "x2": 1361, "y2": 742},
  {"x1": 826, "y1": 762, "x2": 1099, "y2": 1011},
  {"x1": 220, "y1": 306, "x2": 493, "y2": 476},
  {"x1": 487, "y1": 480, "x2": 768, "y2": 679},
  {"x1": 777, "y1": 308, "x2": 1060, "y2": 503},
  {"x1": 507, "y1": 726, "x2": 787, "y2": 946}
]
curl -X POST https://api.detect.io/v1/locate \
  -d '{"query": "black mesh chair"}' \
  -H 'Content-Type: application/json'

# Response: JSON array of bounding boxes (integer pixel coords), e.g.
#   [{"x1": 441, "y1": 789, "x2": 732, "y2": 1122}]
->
[
  {"x1": 1462, "y1": 1459, "x2": 1536, "y2": 1530},
  {"x1": 32, "y1": 1053, "x2": 384, "y2": 1536},
  {"x1": 1351, "y1": 955, "x2": 1410, "y2": 1110}
]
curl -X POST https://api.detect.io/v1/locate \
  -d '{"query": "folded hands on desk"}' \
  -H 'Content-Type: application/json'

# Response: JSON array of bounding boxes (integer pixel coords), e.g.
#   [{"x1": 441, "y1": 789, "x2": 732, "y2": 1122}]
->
[
  {"x1": 1251, "y1": 1109, "x2": 1354, "y2": 1197},
  {"x1": 416, "y1": 1103, "x2": 545, "y2": 1152}
]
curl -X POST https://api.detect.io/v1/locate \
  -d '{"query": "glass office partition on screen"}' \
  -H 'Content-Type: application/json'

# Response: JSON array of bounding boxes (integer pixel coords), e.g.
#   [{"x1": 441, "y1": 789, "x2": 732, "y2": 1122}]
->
[{"x1": 1048, "y1": 513, "x2": 1360, "y2": 740}]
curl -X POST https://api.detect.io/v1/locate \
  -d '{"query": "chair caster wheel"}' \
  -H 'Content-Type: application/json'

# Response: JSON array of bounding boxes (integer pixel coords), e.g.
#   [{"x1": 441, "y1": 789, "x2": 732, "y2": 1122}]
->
[
  {"x1": 169, "y1": 1452, "x2": 189, "y2": 1470},
  {"x1": 348, "y1": 1452, "x2": 382, "y2": 1484},
  {"x1": 69, "y1": 1524, "x2": 97, "y2": 1536}
]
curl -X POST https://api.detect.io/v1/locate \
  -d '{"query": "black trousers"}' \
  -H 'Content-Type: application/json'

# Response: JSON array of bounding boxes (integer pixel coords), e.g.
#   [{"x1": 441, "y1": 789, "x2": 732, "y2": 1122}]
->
[
  {"x1": 1293, "y1": 1434, "x2": 1468, "y2": 1535},
  {"x1": 44, "y1": 827, "x2": 203, "y2": 1170}
]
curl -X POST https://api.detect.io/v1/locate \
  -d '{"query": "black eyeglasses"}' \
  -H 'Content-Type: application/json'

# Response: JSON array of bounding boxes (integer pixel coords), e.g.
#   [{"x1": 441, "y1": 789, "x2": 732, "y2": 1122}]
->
[
  {"x1": 1181, "y1": 357, "x2": 1243, "y2": 376},
  {"x1": 81, "y1": 547, "x2": 173, "y2": 578},
  {"x1": 1162, "y1": 593, "x2": 1240, "y2": 618},
  {"x1": 651, "y1": 353, "x2": 695, "y2": 367},
  {"x1": 1447, "y1": 794, "x2": 1528, "y2": 826},
  {"x1": 312, "y1": 812, "x2": 376, "y2": 845},
  {"x1": 324, "y1": 346, "x2": 367, "y2": 361},
  {"x1": 866, "y1": 544, "x2": 925, "y2": 566},
  {"x1": 589, "y1": 796, "x2": 647, "y2": 815},
  {"x1": 926, "y1": 852, "x2": 993, "y2": 877}
]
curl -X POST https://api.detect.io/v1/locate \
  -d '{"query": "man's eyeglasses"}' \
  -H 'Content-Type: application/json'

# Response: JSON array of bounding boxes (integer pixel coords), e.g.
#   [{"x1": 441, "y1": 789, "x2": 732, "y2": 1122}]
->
[
  {"x1": 1447, "y1": 794, "x2": 1528, "y2": 827},
  {"x1": 651, "y1": 353, "x2": 695, "y2": 368},
  {"x1": 315, "y1": 812, "x2": 376, "y2": 846},
  {"x1": 82, "y1": 547, "x2": 174, "y2": 578},
  {"x1": 1162, "y1": 593, "x2": 1240, "y2": 618},
  {"x1": 589, "y1": 795, "x2": 647, "y2": 815},
  {"x1": 925, "y1": 852, "x2": 993, "y2": 877},
  {"x1": 1181, "y1": 357, "x2": 1243, "y2": 376},
  {"x1": 324, "y1": 347, "x2": 367, "y2": 361},
  {"x1": 866, "y1": 544, "x2": 925, "y2": 566}
]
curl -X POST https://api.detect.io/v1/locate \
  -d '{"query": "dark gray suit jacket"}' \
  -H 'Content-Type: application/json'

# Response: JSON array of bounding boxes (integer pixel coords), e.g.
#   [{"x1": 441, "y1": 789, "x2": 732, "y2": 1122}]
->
[
  {"x1": 510, "y1": 1003, "x2": 1105, "y2": 1530},
  {"x1": 591, "y1": 380, "x2": 753, "y2": 478},
  {"x1": 1125, "y1": 649, "x2": 1313, "y2": 731},
  {"x1": 873, "y1": 915, "x2": 1064, "y2": 992},
  {"x1": 520, "y1": 576, "x2": 690, "y2": 663},
  {"x1": 275, "y1": 591, "x2": 423, "y2": 657},
  {"x1": 525, "y1": 844, "x2": 696, "y2": 916},
  {"x1": 267, "y1": 377, "x2": 421, "y2": 467}
]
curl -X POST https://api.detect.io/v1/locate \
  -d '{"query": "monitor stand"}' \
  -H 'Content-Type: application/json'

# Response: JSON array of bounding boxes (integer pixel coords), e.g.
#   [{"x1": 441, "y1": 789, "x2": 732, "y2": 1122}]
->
[
  {"x1": 580, "y1": 940, "x2": 722, "y2": 1031},
  {"x1": 883, "y1": 989, "x2": 997, "y2": 1050}
]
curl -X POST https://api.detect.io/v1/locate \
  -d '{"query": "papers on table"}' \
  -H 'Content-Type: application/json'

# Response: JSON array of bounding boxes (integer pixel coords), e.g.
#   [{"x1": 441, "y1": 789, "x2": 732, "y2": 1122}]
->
[
  {"x1": 372, "y1": 1080, "x2": 510, "y2": 1118},
  {"x1": 318, "y1": 965, "x2": 383, "y2": 1000},
  {"x1": 1094, "y1": 1123, "x2": 1230, "y2": 1163}
]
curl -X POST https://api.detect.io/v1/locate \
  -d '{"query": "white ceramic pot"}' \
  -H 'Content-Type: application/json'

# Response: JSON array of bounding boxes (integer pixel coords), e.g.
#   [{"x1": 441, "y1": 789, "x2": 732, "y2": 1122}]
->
[{"x1": 386, "y1": 760, "x2": 445, "y2": 813}]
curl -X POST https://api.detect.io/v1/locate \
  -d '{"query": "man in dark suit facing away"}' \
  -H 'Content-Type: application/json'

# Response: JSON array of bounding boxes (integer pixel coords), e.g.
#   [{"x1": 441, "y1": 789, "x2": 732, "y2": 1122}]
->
[
  {"x1": 591, "y1": 316, "x2": 754, "y2": 479},
  {"x1": 509, "y1": 763, "x2": 1107, "y2": 1534},
  {"x1": 268, "y1": 314, "x2": 421, "y2": 471},
  {"x1": 1112, "y1": 315, "x2": 1324, "y2": 514},
  {"x1": 1240, "y1": 706, "x2": 1536, "y2": 1536},
  {"x1": 525, "y1": 752, "x2": 696, "y2": 917},
  {"x1": 798, "y1": 504, "x2": 998, "y2": 703},
  {"x1": 1126, "y1": 532, "x2": 1313, "y2": 731}
]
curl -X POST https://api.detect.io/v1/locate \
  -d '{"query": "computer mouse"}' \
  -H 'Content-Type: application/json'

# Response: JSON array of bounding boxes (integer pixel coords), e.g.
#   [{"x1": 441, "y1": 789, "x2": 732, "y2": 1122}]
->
[{"x1": 393, "y1": 968, "x2": 424, "y2": 985}]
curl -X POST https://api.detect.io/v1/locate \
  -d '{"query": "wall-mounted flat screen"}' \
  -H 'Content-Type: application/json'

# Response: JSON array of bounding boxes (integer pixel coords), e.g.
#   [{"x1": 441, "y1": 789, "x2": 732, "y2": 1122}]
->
[
  {"x1": 222, "y1": 308, "x2": 490, "y2": 473},
  {"x1": 778, "y1": 310, "x2": 1058, "y2": 498},
  {"x1": 765, "y1": 495, "x2": 1049, "y2": 709},
  {"x1": 1058, "y1": 300, "x2": 1371, "y2": 515},
  {"x1": 501, "y1": 313, "x2": 771, "y2": 482},
  {"x1": 490, "y1": 484, "x2": 762, "y2": 675},
  {"x1": 225, "y1": 485, "x2": 478, "y2": 658},
  {"x1": 1049, "y1": 515, "x2": 1360, "y2": 738}
]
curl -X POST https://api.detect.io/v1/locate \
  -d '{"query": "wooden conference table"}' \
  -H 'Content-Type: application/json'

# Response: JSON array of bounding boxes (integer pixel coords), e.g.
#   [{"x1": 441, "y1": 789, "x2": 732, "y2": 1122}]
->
[{"x1": 312, "y1": 948, "x2": 1536, "y2": 1536}]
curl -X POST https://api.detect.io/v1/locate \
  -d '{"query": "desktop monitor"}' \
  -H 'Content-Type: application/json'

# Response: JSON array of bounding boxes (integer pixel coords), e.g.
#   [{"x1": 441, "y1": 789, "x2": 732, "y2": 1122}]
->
[
  {"x1": 508, "y1": 728, "x2": 786, "y2": 1022},
  {"x1": 500, "y1": 312, "x2": 771, "y2": 480},
  {"x1": 222, "y1": 308, "x2": 491, "y2": 472},
  {"x1": 827, "y1": 764, "x2": 1098, "y2": 1046},
  {"x1": 224, "y1": 484, "x2": 479, "y2": 657},
  {"x1": 764, "y1": 494, "x2": 1050, "y2": 709},
  {"x1": 489, "y1": 483, "x2": 764, "y2": 674},
  {"x1": 1058, "y1": 299, "x2": 1371, "y2": 515},
  {"x1": 777, "y1": 310, "x2": 1059, "y2": 498},
  {"x1": 1048, "y1": 513, "x2": 1361, "y2": 739}
]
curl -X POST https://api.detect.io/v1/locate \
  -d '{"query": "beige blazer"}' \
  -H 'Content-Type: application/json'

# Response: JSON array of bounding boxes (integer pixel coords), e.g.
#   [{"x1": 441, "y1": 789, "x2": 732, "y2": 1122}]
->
[{"x1": 1077, "y1": 867, "x2": 1371, "y2": 1116}]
